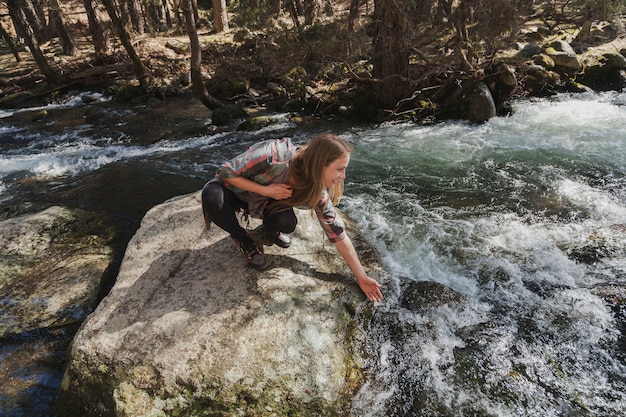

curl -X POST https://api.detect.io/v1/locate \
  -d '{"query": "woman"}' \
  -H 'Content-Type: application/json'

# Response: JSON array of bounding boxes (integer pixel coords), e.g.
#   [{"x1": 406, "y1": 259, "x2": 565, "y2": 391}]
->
[{"x1": 201, "y1": 133, "x2": 383, "y2": 302}]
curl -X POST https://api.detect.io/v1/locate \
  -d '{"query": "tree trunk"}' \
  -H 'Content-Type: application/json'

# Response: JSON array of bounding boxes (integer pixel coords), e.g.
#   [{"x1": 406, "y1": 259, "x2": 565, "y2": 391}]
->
[
  {"x1": 101, "y1": 0, "x2": 152, "y2": 91},
  {"x1": 371, "y1": 0, "x2": 413, "y2": 109},
  {"x1": 162, "y1": 0, "x2": 173, "y2": 29},
  {"x1": 191, "y1": 0, "x2": 199, "y2": 25},
  {"x1": 142, "y1": 0, "x2": 160, "y2": 33},
  {"x1": 287, "y1": 0, "x2": 301, "y2": 36},
  {"x1": 6, "y1": 0, "x2": 62, "y2": 83},
  {"x1": 303, "y1": 0, "x2": 321, "y2": 25},
  {"x1": 48, "y1": 0, "x2": 76, "y2": 55},
  {"x1": 126, "y1": 0, "x2": 145, "y2": 34},
  {"x1": 0, "y1": 21, "x2": 21, "y2": 61},
  {"x1": 21, "y1": 0, "x2": 49, "y2": 42},
  {"x1": 272, "y1": 0, "x2": 281, "y2": 16},
  {"x1": 83, "y1": 0, "x2": 109, "y2": 59},
  {"x1": 181, "y1": 0, "x2": 223, "y2": 109},
  {"x1": 348, "y1": 0, "x2": 360, "y2": 32},
  {"x1": 211, "y1": 0, "x2": 229, "y2": 32},
  {"x1": 31, "y1": 0, "x2": 48, "y2": 25}
]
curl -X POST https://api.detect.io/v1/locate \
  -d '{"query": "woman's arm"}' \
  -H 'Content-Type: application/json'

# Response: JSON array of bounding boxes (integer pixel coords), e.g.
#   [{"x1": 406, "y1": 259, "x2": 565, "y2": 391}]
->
[
  {"x1": 223, "y1": 177, "x2": 292, "y2": 200},
  {"x1": 334, "y1": 236, "x2": 383, "y2": 302}
]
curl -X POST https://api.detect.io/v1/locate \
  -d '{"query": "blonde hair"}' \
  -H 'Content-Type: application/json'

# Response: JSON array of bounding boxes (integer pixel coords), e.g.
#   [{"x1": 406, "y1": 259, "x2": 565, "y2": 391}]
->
[{"x1": 270, "y1": 133, "x2": 352, "y2": 212}]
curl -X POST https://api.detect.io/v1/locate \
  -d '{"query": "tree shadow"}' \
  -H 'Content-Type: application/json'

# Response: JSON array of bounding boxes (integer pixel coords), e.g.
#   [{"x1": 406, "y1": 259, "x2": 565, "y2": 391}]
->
[{"x1": 97, "y1": 234, "x2": 363, "y2": 337}]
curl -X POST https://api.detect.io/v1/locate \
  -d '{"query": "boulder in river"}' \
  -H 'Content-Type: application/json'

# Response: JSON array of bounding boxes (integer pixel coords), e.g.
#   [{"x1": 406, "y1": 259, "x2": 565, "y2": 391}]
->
[
  {"x1": 577, "y1": 52, "x2": 626, "y2": 91},
  {"x1": 58, "y1": 191, "x2": 382, "y2": 416},
  {"x1": 0, "y1": 206, "x2": 114, "y2": 415},
  {"x1": 442, "y1": 81, "x2": 497, "y2": 123},
  {"x1": 0, "y1": 206, "x2": 113, "y2": 338}
]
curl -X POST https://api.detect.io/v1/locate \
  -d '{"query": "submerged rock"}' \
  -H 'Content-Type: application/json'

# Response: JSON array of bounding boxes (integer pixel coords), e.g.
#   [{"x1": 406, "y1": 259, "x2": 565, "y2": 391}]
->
[{"x1": 58, "y1": 191, "x2": 381, "y2": 416}]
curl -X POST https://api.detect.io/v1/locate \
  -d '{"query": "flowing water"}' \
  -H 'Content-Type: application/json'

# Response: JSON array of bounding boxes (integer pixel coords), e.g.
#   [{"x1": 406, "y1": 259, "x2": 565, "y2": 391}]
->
[{"x1": 1, "y1": 92, "x2": 625, "y2": 416}]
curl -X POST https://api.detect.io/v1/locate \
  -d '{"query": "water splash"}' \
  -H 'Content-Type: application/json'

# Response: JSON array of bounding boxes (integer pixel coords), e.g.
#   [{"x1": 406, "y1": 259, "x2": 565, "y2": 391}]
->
[{"x1": 342, "y1": 93, "x2": 626, "y2": 416}]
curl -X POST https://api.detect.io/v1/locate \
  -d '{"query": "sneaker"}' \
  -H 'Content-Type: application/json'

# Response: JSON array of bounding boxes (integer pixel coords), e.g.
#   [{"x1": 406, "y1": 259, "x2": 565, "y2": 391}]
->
[
  {"x1": 232, "y1": 235, "x2": 269, "y2": 270},
  {"x1": 269, "y1": 230, "x2": 291, "y2": 248},
  {"x1": 260, "y1": 223, "x2": 292, "y2": 248}
]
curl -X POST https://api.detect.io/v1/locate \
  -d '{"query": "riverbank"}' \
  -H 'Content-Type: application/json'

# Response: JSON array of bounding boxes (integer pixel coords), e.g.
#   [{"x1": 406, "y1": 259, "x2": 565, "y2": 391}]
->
[{"x1": 1, "y1": 5, "x2": 625, "y2": 125}]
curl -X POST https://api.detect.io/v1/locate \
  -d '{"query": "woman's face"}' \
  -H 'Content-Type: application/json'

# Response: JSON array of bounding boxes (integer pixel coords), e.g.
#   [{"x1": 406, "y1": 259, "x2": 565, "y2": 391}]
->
[{"x1": 322, "y1": 153, "x2": 350, "y2": 189}]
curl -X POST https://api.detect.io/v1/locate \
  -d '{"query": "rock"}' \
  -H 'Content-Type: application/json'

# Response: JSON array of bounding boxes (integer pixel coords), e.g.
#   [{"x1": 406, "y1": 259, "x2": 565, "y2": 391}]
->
[
  {"x1": 400, "y1": 280, "x2": 465, "y2": 311},
  {"x1": 548, "y1": 40, "x2": 576, "y2": 55},
  {"x1": 515, "y1": 43, "x2": 543, "y2": 60},
  {"x1": 547, "y1": 50, "x2": 581, "y2": 71},
  {"x1": 233, "y1": 28, "x2": 254, "y2": 42},
  {"x1": 577, "y1": 53, "x2": 626, "y2": 91},
  {"x1": 165, "y1": 39, "x2": 190, "y2": 55},
  {"x1": 545, "y1": 41, "x2": 581, "y2": 72},
  {"x1": 532, "y1": 53, "x2": 555, "y2": 69},
  {"x1": 443, "y1": 81, "x2": 497, "y2": 123},
  {"x1": 58, "y1": 191, "x2": 381, "y2": 416},
  {"x1": 210, "y1": 104, "x2": 248, "y2": 126},
  {"x1": 520, "y1": 64, "x2": 554, "y2": 95},
  {"x1": 497, "y1": 63, "x2": 517, "y2": 87},
  {"x1": 466, "y1": 82, "x2": 497, "y2": 123},
  {"x1": 0, "y1": 206, "x2": 114, "y2": 414},
  {"x1": 0, "y1": 91, "x2": 45, "y2": 109},
  {"x1": 31, "y1": 109, "x2": 49, "y2": 121},
  {"x1": 0, "y1": 206, "x2": 113, "y2": 337},
  {"x1": 267, "y1": 81, "x2": 286, "y2": 95},
  {"x1": 603, "y1": 52, "x2": 626, "y2": 69},
  {"x1": 236, "y1": 115, "x2": 279, "y2": 131}
]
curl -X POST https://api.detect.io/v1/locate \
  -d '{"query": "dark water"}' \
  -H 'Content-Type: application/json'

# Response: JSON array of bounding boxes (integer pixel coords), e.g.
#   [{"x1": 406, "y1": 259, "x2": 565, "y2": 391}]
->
[{"x1": 1, "y1": 91, "x2": 625, "y2": 416}]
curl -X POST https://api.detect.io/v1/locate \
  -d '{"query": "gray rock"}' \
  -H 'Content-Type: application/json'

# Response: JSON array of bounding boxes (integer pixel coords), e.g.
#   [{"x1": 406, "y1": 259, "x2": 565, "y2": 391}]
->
[
  {"x1": 547, "y1": 51, "x2": 581, "y2": 71},
  {"x1": 59, "y1": 191, "x2": 380, "y2": 416},
  {"x1": 0, "y1": 206, "x2": 113, "y2": 337},
  {"x1": 532, "y1": 53, "x2": 555, "y2": 70},
  {"x1": 465, "y1": 82, "x2": 497, "y2": 123},
  {"x1": 442, "y1": 81, "x2": 497, "y2": 123},
  {"x1": 549, "y1": 40, "x2": 577, "y2": 55},
  {"x1": 515, "y1": 43, "x2": 543, "y2": 60},
  {"x1": 498, "y1": 63, "x2": 517, "y2": 87},
  {"x1": 577, "y1": 53, "x2": 626, "y2": 91},
  {"x1": 210, "y1": 104, "x2": 248, "y2": 126},
  {"x1": 604, "y1": 52, "x2": 626, "y2": 69},
  {"x1": 545, "y1": 41, "x2": 580, "y2": 71}
]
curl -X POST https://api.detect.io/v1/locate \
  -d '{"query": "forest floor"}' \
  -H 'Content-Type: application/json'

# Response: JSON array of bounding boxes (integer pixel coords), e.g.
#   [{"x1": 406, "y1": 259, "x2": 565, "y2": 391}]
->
[{"x1": 1, "y1": 4, "x2": 625, "y2": 120}]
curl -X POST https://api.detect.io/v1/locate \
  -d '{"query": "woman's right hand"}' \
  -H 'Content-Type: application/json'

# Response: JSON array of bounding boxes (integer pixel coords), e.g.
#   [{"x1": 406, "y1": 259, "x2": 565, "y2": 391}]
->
[{"x1": 264, "y1": 183, "x2": 293, "y2": 200}]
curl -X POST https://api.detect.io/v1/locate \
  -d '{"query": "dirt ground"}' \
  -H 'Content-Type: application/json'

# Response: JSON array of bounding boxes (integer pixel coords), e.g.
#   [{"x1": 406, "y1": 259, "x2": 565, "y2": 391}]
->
[{"x1": 1, "y1": 3, "x2": 625, "y2": 113}]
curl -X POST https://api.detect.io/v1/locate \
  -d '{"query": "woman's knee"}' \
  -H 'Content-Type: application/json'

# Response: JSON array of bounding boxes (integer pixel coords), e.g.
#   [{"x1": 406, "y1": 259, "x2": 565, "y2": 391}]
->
[
  {"x1": 266, "y1": 210, "x2": 297, "y2": 234},
  {"x1": 202, "y1": 181, "x2": 224, "y2": 208}
]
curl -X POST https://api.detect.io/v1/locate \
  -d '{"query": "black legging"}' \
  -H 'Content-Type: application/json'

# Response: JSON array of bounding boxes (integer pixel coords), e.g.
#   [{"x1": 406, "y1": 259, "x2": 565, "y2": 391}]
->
[{"x1": 201, "y1": 180, "x2": 297, "y2": 241}]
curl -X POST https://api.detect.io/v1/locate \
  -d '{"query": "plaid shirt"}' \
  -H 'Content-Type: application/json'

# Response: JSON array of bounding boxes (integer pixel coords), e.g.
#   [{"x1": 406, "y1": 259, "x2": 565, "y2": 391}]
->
[{"x1": 215, "y1": 138, "x2": 346, "y2": 243}]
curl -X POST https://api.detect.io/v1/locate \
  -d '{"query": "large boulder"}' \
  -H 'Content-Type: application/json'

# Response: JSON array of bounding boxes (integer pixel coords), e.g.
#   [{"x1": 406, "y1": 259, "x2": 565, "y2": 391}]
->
[
  {"x1": 0, "y1": 206, "x2": 113, "y2": 336},
  {"x1": 0, "y1": 206, "x2": 114, "y2": 415},
  {"x1": 578, "y1": 53, "x2": 626, "y2": 91},
  {"x1": 58, "y1": 191, "x2": 381, "y2": 416}
]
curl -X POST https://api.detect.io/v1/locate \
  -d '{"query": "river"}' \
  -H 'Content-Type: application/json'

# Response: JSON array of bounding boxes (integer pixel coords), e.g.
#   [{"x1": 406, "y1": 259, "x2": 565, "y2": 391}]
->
[{"x1": 1, "y1": 92, "x2": 625, "y2": 416}]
